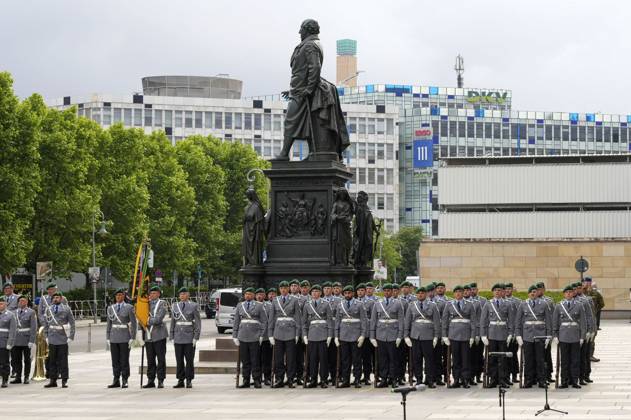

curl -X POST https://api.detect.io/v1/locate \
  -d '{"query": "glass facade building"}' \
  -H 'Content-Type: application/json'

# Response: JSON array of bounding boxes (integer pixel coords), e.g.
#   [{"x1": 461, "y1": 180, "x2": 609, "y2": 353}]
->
[{"x1": 338, "y1": 84, "x2": 631, "y2": 236}]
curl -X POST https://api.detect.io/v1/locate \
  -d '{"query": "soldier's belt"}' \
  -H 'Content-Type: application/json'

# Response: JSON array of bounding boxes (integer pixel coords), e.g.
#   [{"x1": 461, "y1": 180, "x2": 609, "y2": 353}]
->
[
  {"x1": 341, "y1": 319, "x2": 361, "y2": 323},
  {"x1": 489, "y1": 321, "x2": 507, "y2": 326},
  {"x1": 561, "y1": 321, "x2": 578, "y2": 326},
  {"x1": 378, "y1": 319, "x2": 398, "y2": 324},
  {"x1": 49, "y1": 325, "x2": 66, "y2": 330},
  {"x1": 525, "y1": 321, "x2": 545, "y2": 325},
  {"x1": 310, "y1": 320, "x2": 327, "y2": 324},
  {"x1": 240, "y1": 319, "x2": 260, "y2": 324},
  {"x1": 450, "y1": 319, "x2": 470, "y2": 323},
  {"x1": 0, "y1": 328, "x2": 8, "y2": 332},
  {"x1": 112, "y1": 325, "x2": 128, "y2": 329},
  {"x1": 17, "y1": 328, "x2": 31, "y2": 332},
  {"x1": 176, "y1": 321, "x2": 193, "y2": 326},
  {"x1": 276, "y1": 317, "x2": 294, "y2": 322},
  {"x1": 414, "y1": 319, "x2": 433, "y2": 324}
]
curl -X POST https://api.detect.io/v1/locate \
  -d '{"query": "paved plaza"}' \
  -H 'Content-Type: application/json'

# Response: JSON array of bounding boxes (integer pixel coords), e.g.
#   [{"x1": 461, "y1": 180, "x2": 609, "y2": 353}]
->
[{"x1": 2, "y1": 319, "x2": 629, "y2": 420}]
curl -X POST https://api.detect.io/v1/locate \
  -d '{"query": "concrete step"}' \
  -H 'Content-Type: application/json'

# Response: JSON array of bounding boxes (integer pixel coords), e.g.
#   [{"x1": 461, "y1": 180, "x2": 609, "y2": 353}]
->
[
  {"x1": 216, "y1": 338, "x2": 238, "y2": 350},
  {"x1": 138, "y1": 362, "x2": 236, "y2": 375},
  {"x1": 199, "y1": 349, "x2": 238, "y2": 362}
]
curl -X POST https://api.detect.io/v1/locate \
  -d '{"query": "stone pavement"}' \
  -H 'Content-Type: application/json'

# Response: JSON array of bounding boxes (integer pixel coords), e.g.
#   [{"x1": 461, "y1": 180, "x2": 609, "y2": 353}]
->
[{"x1": 2, "y1": 320, "x2": 630, "y2": 420}]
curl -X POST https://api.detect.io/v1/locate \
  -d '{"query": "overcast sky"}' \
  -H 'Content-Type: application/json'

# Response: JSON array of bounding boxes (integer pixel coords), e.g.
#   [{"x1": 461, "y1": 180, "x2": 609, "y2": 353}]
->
[{"x1": 2, "y1": 0, "x2": 630, "y2": 114}]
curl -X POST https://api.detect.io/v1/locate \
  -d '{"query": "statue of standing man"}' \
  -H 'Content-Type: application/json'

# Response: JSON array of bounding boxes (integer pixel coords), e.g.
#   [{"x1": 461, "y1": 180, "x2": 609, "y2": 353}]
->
[
  {"x1": 242, "y1": 187, "x2": 266, "y2": 266},
  {"x1": 276, "y1": 19, "x2": 350, "y2": 162}
]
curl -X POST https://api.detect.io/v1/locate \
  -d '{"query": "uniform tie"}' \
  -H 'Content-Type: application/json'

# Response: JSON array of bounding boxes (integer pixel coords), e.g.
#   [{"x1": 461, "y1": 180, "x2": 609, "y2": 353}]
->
[
  {"x1": 346, "y1": 300, "x2": 351, "y2": 309},
  {"x1": 315, "y1": 300, "x2": 318, "y2": 308},
  {"x1": 54, "y1": 305, "x2": 58, "y2": 314},
  {"x1": 116, "y1": 303, "x2": 121, "y2": 313},
  {"x1": 420, "y1": 301, "x2": 423, "y2": 310},
  {"x1": 530, "y1": 300, "x2": 535, "y2": 308},
  {"x1": 282, "y1": 296, "x2": 286, "y2": 305},
  {"x1": 386, "y1": 298, "x2": 389, "y2": 306},
  {"x1": 246, "y1": 301, "x2": 250, "y2": 311}
]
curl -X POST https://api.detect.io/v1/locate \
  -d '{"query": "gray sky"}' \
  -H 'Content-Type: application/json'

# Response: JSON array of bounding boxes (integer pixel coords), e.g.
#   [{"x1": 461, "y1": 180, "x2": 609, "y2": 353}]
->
[{"x1": 2, "y1": 0, "x2": 630, "y2": 114}]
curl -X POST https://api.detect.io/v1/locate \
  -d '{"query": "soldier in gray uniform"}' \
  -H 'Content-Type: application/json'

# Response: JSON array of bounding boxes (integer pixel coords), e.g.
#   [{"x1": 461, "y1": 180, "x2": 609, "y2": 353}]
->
[
  {"x1": 302, "y1": 284, "x2": 333, "y2": 388},
  {"x1": 293, "y1": 279, "x2": 307, "y2": 385},
  {"x1": 515, "y1": 284, "x2": 552, "y2": 388},
  {"x1": 334, "y1": 285, "x2": 368, "y2": 388},
  {"x1": 480, "y1": 283, "x2": 514, "y2": 388},
  {"x1": 326, "y1": 281, "x2": 342, "y2": 385},
  {"x1": 503, "y1": 283, "x2": 521, "y2": 383},
  {"x1": 0, "y1": 296, "x2": 17, "y2": 387},
  {"x1": 269, "y1": 280, "x2": 301, "y2": 388},
  {"x1": 106, "y1": 288, "x2": 137, "y2": 389},
  {"x1": 432, "y1": 282, "x2": 449, "y2": 386},
  {"x1": 574, "y1": 281, "x2": 596, "y2": 385},
  {"x1": 10, "y1": 295, "x2": 37, "y2": 384},
  {"x1": 553, "y1": 284, "x2": 587, "y2": 389},
  {"x1": 441, "y1": 285, "x2": 475, "y2": 388},
  {"x1": 359, "y1": 282, "x2": 376, "y2": 385},
  {"x1": 3, "y1": 283, "x2": 20, "y2": 311},
  {"x1": 404, "y1": 286, "x2": 440, "y2": 388},
  {"x1": 256, "y1": 288, "x2": 273, "y2": 386},
  {"x1": 42, "y1": 291, "x2": 75, "y2": 388},
  {"x1": 170, "y1": 287, "x2": 201, "y2": 389},
  {"x1": 37, "y1": 282, "x2": 66, "y2": 380},
  {"x1": 370, "y1": 283, "x2": 405, "y2": 388},
  {"x1": 234, "y1": 287, "x2": 268, "y2": 388},
  {"x1": 536, "y1": 282, "x2": 555, "y2": 381},
  {"x1": 463, "y1": 284, "x2": 481, "y2": 385},
  {"x1": 143, "y1": 285, "x2": 168, "y2": 388}
]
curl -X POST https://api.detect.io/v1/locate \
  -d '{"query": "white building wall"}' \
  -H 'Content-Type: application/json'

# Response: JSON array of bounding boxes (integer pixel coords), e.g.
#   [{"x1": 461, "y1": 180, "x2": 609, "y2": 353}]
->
[{"x1": 438, "y1": 211, "x2": 631, "y2": 239}]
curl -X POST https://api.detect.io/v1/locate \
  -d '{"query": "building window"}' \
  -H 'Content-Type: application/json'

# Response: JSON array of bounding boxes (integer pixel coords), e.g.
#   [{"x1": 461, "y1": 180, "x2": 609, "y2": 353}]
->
[
  {"x1": 204, "y1": 112, "x2": 213, "y2": 129},
  {"x1": 264, "y1": 114, "x2": 271, "y2": 131},
  {"x1": 367, "y1": 168, "x2": 375, "y2": 184},
  {"x1": 386, "y1": 118, "x2": 394, "y2": 135},
  {"x1": 113, "y1": 108, "x2": 122, "y2": 123},
  {"x1": 144, "y1": 109, "x2": 152, "y2": 127},
  {"x1": 154, "y1": 110, "x2": 162, "y2": 127},
  {"x1": 92, "y1": 108, "x2": 101, "y2": 124},
  {"x1": 377, "y1": 168, "x2": 385, "y2": 185},
  {"x1": 225, "y1": 112, "x2": 232, "y2": 129},
  {"x1": 174, "y1": 111, "x2": 182, "y2": 128},
  {"x1": 212, "y1": 112, "x2": 221, "y2": 129},
  {"x1": 596, "y1": 126, "x2": 603, "y2": 142},
  {"x1": 386, "y1": 194, "x2": 394, "y2": 210},
  {"x1": 377, "y1": 195, "x2": 385, "y2": 210},
  {"x1": 368, "y1": 118, "x2": 376, "y2": 135},
  {"x1": 386, "y1": 143, "x2": 394, "y2": 160},
  {"x1": 244, "y1": 113, "x2": 252, "y2": 130},
  {"x1": 254, "y1": 114, "x2": 261, "y2": 130},
  {"x1": 348, "y1": 117, "x2": 357, "y2": 134},
  {"x1": 133, "y1": 108, "x2": 142, "y2": 126},
  {"x1": 102, "y1": 107, "x2": 111, "y2": 125},
  {"x1": 358, "y1": 118, "x2": 366, "y2": 135},
  {"x1": 376, "y1": 143, "x2": 385, "y2": 160},
  {"x1": 273, "y1": 114, "x2": 281, "y2": 131},
  {"x1": 165, "y1": 110, "x2": 172, "y2": 128},
  {"x1": 235, "y1": 113, "x2": 242, "y2": 130},
  {"x1": 358, "y1": 168, "x2": 366, "y2": 184},
  {"x1": 185, "y1": 111, "x2": 193, "y2": 128},
  {"x1": 367, "y1": 143, "x2": 376, "y2": 164},
  {"x1": 377, "y1": 118, "x2": 385, "y2": 135},
  {"x1": 194, "y1": 111, "x2": 203, "y2": 129}
]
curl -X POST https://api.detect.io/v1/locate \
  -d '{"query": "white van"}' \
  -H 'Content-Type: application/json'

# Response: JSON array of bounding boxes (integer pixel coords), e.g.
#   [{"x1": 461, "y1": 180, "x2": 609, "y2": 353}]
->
[
  {"x1": 405, "y1": 276, "x2": 420, "y2": 288},
  {"x1": 214, "y1": 287, "x2": 242, "y2": 334}
]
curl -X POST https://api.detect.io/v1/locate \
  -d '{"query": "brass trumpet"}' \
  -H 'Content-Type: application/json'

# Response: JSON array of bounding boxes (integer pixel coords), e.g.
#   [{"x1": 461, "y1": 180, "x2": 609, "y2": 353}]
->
[{"x1": 32, "y1": 326, "x2": 48, "y2": 381}]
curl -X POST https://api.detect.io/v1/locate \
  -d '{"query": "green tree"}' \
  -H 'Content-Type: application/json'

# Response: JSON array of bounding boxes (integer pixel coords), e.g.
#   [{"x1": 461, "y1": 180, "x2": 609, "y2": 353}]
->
[
  {"x1": 144, "y1": 131, "x2": 196, "y2": 277},
  {"x1": 175, "y1": 137, "x2": 228, "y2": 278},
  {"x1": 96, "y1": 124, "x2": 150, "y2": 281},
  {"x1": 390, "y1": 226, "x2": 423, "y2": 282},
  {"x1": 0, "y1": 72, "x2": 41, "y2": 273},
  {"x1": 380, "y1": 233, "x2": 402, "y2": 282},
  {"x1": 28, "y1": 107, "x2": 103, "y2": 275}
]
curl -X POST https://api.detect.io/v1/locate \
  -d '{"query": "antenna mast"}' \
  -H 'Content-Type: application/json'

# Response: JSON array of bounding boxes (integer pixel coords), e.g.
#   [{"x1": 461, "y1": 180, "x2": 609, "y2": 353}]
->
[{"x1": 454, "y1": 54, "x2": 464, "y2": 88}]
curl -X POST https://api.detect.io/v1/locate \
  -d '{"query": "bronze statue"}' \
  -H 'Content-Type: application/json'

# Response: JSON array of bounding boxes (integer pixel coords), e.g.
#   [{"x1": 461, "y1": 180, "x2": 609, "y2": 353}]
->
[
  {"x1": 352, "y1": 191, "x2": 379, "y2": 269},
  {"x1": 330, "y1": 188, "x2": 354, "y2": 266},
  {"x1": 276, "y1": 19, "x2": 350, "y2": 161},
  {"x1": 242, "y1": 187, "x2": 266, "y2": 266}
]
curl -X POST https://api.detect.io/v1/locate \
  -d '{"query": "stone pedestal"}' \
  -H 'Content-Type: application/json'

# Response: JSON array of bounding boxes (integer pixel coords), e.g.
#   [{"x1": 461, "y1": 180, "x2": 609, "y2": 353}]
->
[
  {"x1": 354, "y1": 267, "x2": 375, "y2": 287},
  {"x1": 241, "y1": 159, "x2": 357, "y2": 288}
]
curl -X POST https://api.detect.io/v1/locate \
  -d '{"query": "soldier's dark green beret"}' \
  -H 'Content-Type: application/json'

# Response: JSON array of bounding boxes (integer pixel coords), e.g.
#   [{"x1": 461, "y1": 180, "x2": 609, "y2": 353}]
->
[
  {"x1": 573, "y1": 282, "x2": 582, "y2": 288},
  {"x1": 505, "y1": 282, "x2": 513, "y2": 288},
  {"x1": 426, "y1": 283, "x2": 435, "y2": 291},
  {"x1": 498, "y1": 283, "x2": 506, "y2": 289},
  {"x1": 365, "y1": 282, "x2": 374, "y2": 288},
  {"x1": 52, "y1": 291, "x2": 63, "y2": 297},
  {"x1": 453, "y1": 285, "x2": 463, "y2": 292},
  {"x1": 255, "y1": 288, "x2": 266, "y2": 294},
  {"x1": 469, "y1": 282, "x2": 477, "y2": 288},
  {"x1": 0, "y1": 296, "x2": 5, "y2": 302},
  {"x1": 391, "y1": 283, "x2": 400, "y2": 290},
  {"x1": 382, "y1": 283, "x2": 393, "y2": 290},
  {"x1": 355, "y1": 283, "x2": 366, "y2": 291},
  {"x1": 436, "y1": 282, "x2": 445, "y2": 288},
  {"x1": 416, "y1": 287, "x2": 427, "y2": 293},
  {"x1": 343, "y1": 285, "x2": 354, "y2": 293},
  {"x1": 279, "y1": 281, "x2": 289, "y2": 288},
  {"x1": 322, "y1": 281, "x2": 332, "y2": 288},
  {"x1": 17, "y1": 294, "x2": 29, "y2": 301},
  {"x1": 563, "y1": 285, "x2": 573, "y2": 292},
  {"x1": 289, "y1": 279, "x2": 300, "y2": 286},
  {"x1": 310, "y1": 284, "x2": 322, "y2": 292},
  {"x1": 536, "y1": 282, "x2": 545, "y2": 289},
  {"x1": 243, "y1": 287, "x2": 255, "y2": 294},
  {"x1": 463, "y1": 284, "x2": 471, "y2": 290},
  {"x1": 114, "y1": 287, "x2": 126, "y2": 295},
  {"x1": 178, "y1": 287, "x2": 189, "y2": 294},
  {"x1": 401, "y1": 281, "x2": 411, "y2": 287},
  {"x1": 46, "y1": 282, "x2": 57, "y2": 289},
  {"x1": 492, "y1": 283, "x2": 503, "y2": 291},
  {"x1": 2, "y1": 282, "x2": 13, "y2": 289},
  {"x1": 583, "y1": 276, "x2": 592, "y2": 282},
  {"x1": 267, "y1": 288, "x2": 277, "y2": 294},
  {"x1": 332, "y1": 282, "x2": 342, "y2": 287},
  {"x1": 300, "y1": 280, "x2": 311, "y2": 287},
  {"x1": 150, "y1": 285, "x2": 162, "y2": 294},
  {"x1": 528, "y1": 285, "x2": 537, "y2": 293}
]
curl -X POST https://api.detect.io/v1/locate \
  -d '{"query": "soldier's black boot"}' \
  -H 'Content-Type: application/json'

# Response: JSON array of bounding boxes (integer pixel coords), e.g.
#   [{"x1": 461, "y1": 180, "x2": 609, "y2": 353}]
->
[
  {"x1": 1, "y1": 376, "x2": 8, "y2": 388},
  {"x1": 10, "y1": 377, "x2": 21, "y2": 384},
  {"x1": 585, "y1": 376, "x2": 593, "y2": 383},
  {"x1": 23, "y1": 376, "x2": 30, "y2": 385},
  {"x1": 121, "y1": 378, "x2": 128, "y2": 388},
  {"x1": 107, "y1": 377, "x2": 121, "y2": 388},
  {"x1": 237, "y1": 379, "x2": 250, "y2": 389},
  {"x1": 253, "y1": 379, "x2": 261, "y2": 389},
  {"x1": 558, "y1": 382, "x2": 568, "y2": 389},
  {"x1": 571, "y1": 381, "x2": 582, "y2": 389},
  {"x1": 376, "y1": 379, "x2": 388, "y2": 388},
  {"x1": 319, "y1": 382, "x2": 328, "y2": 389},
  {"x1": 44, "y1": 379, "x2": 57, "y2": 388},
  {"x1": 186, "y1": 380, "x2": 192, "y2": 388},
  {"x1": 142, "y1": 380, "x2": 155, "y2": 388},
  {"x1": 353, "y1": 378, "x2": 361, "y2": 388},
  {"x1": 427, "y1": 382, "x2": 436, "y2": 389},
  {"x1": 579, "y1": 378, "x2": 587, "y2": 386},
  {"x1": 462, "y1": 379, "x2": 470, "y2": 389},
  {"x1": 476, "y1": 375, "x2": 483, "y2": 383},
  {"x1": 339, "y1": 378, "x2": 350, "y2": 388},
  {"x1": 306, "y1": 380, "x2": 317, "y2": 388},
  {"x1": 157, "y1": 380, "x2": 164, "y2": 388},
  {"x1": 61, "y1": 379, "x2": 68, "y2": 388},
  {"x1": 173, "y1": 380, "x2": 185, "y2": 388},
  {"x1": 272, "y1": 379, "x2": 285, "y2": 388}
]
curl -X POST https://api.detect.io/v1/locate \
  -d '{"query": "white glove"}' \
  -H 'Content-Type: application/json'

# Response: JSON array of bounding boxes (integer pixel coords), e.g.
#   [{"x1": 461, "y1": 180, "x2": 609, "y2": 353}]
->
[
  {"x1": 303, "y1": 336, "x2": 308, "y2": 345},
  {"x1": 106, "y1": 339, "x2": 111, "y2": 349},
  {"x1": 233, "y1": 338, "x2": 240, "y2": 346},
  {"x1": 259, "y1": 337, "x2": 262, "y2": 345},
  {"x1": 45, "y1": 337, "x2": 49, "y2": 345},
  {"x1": 395, "y1": 338, "x2": 401, "y2": 347},
  {"x1": 28, "y1": 342, "x2": 33, "y2": 349},
  {"x1": 334, "y1": 338, "x2": 340, "y2": 347},
  {"x1": 469, "y1": 337, "x2": 474, "y2": 347},
  {"x1": 269, "y1": 337, "x2": 275, "y2": 346},
  {"x1": 585, "y1": 332, "x2": 592, "y2": 341},
  {"x1": 326, "y1": 337, "x2": 331, "y2": 347},
  {"x1": 404, "y1": 337, "x2": 412, "y2": 347},
  {"x1": 552, "y1": 337, "x2": 559, "y2": 346},
  {"x1": 442, "y1": 337, "x2": 450, "y2": 346},
  {"x1": 128, "y1": 339, "x2": 133, "y2": 349},
  {"x1": 506, "y1": 335, "x2": 513, "y2": 345},
  {"x1": 193, "y1": 339, "x2": 198, "y2": 347},
  {"x1": 67, "y1": 338, "x2": 73, "y2": 343},
  {"x1": 590, "y1": 333, "x2": 596, "y2": 342},
  {"x1": 357, "y1": 336, "x2": 365, "y2": 348},
  {"x1": 137, "y1": 338, "x2": 145, "y2": 347},
  {"x1": 545, "y1": 338, "x2": 551, "y2": 348},
  {"x1": 481, "y1": 336, "x2": 489, "y2": 346},
  {"x1": 433, "y1": 337, "x2": 438, "y2": 348},
  {"x1": 580, "y1": 339, "x2": 584, "y2": 346},
  {"x1": 475, "y1": 336, "x2": 480, "y2": 345},
  {"x1": 295, "y1": 336, "x2": 299, "y2": 344},
  {"x1": 516, "y1": 336, "x2": 523, "y2": 347},
  {"x1": 6, "y1": 345, "x2": 12, "y2": 350},
  {"x1": 370, "y1": 338, "x2": 378, "y2": 347}
]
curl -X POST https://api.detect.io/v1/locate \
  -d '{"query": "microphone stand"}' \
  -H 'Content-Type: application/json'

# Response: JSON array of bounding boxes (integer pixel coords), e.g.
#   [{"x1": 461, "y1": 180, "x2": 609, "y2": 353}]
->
[
  {"x1": 398, "y1": 388, "x2": 414, "y2": 420},
  {"x1": 489, "y1": 352, "x2": 509, "y2": 420},
  {"x1": 534, "y1": 337, "x2": 567, "y2": 416}
]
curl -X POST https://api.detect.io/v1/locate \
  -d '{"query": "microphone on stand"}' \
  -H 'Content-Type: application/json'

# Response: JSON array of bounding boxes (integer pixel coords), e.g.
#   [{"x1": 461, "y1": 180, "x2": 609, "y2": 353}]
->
[
  {"x1": 391, "y1": 384, "x2": 427, "y2": 394},
  {"x1": 488, "y1": 352, "x2": 513, "y2": 358}
]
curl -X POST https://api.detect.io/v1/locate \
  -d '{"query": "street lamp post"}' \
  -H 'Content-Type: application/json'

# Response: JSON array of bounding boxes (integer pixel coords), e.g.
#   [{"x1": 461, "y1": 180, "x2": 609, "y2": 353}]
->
[{"x1": 91, "y1": 209, "x2": 108, "y2": 323}]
